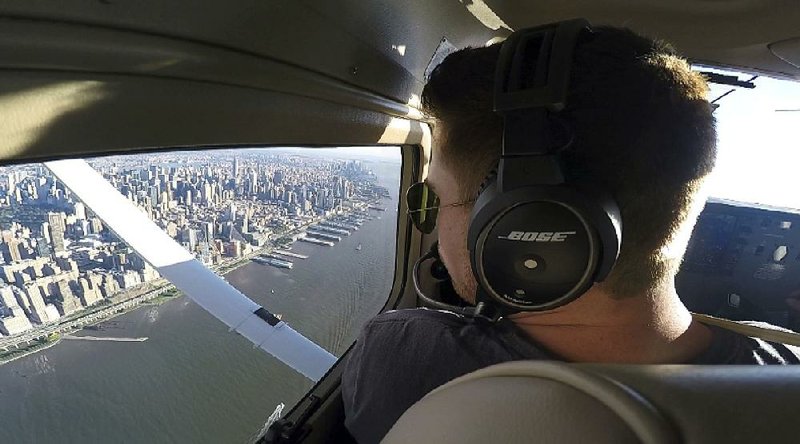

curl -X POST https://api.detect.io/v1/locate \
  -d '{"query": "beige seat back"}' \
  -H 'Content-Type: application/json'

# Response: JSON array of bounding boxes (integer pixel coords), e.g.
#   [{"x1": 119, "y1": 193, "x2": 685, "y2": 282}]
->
[{"x1": 384, "y1": 361, "x2": 800, "y2": 443}]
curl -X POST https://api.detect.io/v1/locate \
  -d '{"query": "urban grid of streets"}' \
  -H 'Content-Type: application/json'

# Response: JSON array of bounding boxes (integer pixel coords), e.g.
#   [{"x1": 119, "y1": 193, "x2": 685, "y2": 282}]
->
[{"x1": 0, "y1": 149, "x2": 390, "y2": 360}]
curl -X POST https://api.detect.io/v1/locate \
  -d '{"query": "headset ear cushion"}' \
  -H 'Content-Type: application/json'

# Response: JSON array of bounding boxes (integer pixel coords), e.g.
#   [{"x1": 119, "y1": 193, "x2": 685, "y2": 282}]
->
[{"x1": 477, "y1": 167, "x2": 498, "y2": 195}]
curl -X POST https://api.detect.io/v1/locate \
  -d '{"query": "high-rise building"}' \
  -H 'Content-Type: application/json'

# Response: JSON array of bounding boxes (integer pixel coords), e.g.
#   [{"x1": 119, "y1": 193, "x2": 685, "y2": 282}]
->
[
  {"x1": 241, "y1": 212, "x2": 249, "y2": 234},
  {"x1": 0, "y1": 286, "x2": 17, "y2": 310},
  {"x1": 22, "y1": 286, "x2": 54, "y2": 324},
  {"x1": 40, "y1": 221, "x2": 51, "y2": 243},
  {"x1": 34, "y1": 238, "x2": 50, "y2": 257},
  {"x1": 0, "y1": 306, "x2": 33, "y2": 336},
  {"x1": 90, "y1": 217, "x2": 104, "y2": 234},
  {"x1": 227, "y1": 202, "x2": 237, "y2": 222},
  {"x1": 233, "y1": 158, "x2": 240, "y2": 177},
  {"x1": 47, "y1": 212, "x2": 66, "y2": 253},
  {"x1": 7, "y1": 173, "x2": 16, "y2": 195},
  {"x1": 150, "y1": 184, "x2": 161, "y2": 205},
  {"x1": 202, "y1": 182, "x2": 212, "y2": 205},
  {"x1": 203, "y1": 221, "x2": 214, "y2": 243},
  {"x1": 77, "y1": 277, "x2": 102, "y2": 307},
  {"x1": 180, "y1": 228, "x2": 198, "y2": 251},
  {"x1": 74, "y1": 202, "x2": 87, "y2": 220},
  {"x1": 3, "y1": 240, "x2": 23, "y2": 263},
  {"x1": 249, "y1": 170, "x2": 258, "y2": 194}
]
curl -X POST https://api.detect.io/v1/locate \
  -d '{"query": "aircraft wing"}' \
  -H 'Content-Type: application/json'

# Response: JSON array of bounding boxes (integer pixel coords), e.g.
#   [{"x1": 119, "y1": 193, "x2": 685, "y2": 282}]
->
[{"x1": 45, "y1": 159, "x2": 337, "y2": 381}]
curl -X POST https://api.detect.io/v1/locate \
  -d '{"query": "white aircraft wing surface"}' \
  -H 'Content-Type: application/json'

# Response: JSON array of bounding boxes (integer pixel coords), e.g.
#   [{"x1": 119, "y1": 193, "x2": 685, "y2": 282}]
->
[{"x1": 45, "y1": 159, "x2": 336, "y2": 381}]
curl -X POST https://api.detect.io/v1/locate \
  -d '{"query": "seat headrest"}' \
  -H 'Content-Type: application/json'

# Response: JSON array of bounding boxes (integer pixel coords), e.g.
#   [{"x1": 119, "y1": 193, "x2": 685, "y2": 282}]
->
[{"x1": 384, "y1": 361, "x2": 800, "y2": 443}]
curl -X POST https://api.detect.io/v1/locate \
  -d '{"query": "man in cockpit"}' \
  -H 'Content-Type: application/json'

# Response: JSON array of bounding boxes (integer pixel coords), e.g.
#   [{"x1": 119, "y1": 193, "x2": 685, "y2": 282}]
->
[{"x1": 342, "y1": 25, "x2": 800, "y2": 443}]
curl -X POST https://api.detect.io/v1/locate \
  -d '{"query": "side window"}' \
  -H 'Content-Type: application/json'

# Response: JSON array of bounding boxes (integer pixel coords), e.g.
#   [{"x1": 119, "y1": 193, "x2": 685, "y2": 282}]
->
[
  {"x1": 678, "y1": 70, "x2": 800, "y2": 330},
  {"x1": 0, "y1": 147, "x2": 402, "y2": 443}
]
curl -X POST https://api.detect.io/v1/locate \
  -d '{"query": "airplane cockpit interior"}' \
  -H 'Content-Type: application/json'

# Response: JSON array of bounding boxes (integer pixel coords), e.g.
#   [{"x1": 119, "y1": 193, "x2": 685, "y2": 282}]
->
[{"x1": 0, "y1": 1, "x2": 799, "y2": 443}]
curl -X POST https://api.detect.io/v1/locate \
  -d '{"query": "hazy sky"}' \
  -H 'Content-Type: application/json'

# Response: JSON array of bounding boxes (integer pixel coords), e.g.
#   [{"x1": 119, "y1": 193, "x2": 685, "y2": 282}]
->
[
  {"x1": 266, "y1": 146, "x2": 402, "y2": 163},
  {"x1": 273, "y1": 71, "x2": 800, "y2": 210},
  {"x1": 332, "y1": 69, "x2": 800, "y2": 210},
  {"x1": 703, "y1": 70, "x2": 800, "y2": 209}
]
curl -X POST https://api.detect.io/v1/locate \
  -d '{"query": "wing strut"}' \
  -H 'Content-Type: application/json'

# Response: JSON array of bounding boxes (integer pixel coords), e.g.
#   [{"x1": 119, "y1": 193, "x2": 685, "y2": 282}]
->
[{"x1": 45, "y1": 159, "x2": 336, "y2": 381}]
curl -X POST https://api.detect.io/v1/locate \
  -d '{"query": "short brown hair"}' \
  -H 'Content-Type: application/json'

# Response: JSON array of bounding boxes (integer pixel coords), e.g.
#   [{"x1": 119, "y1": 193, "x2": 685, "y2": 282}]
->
[{"x1": 422, "y1": 26, "x2": 717, "y2": 298}]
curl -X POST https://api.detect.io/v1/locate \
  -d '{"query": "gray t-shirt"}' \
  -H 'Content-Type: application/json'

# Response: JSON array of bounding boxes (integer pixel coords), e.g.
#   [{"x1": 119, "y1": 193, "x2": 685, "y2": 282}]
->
[{"x1": 342, "y1": 308, "x2": 800, "y2": 444}]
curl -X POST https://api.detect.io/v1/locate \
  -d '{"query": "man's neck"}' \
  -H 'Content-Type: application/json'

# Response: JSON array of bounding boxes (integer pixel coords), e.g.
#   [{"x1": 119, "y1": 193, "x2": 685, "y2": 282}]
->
[{"x1": 507, "y1": 281, "x2": 713, "y2": 364}]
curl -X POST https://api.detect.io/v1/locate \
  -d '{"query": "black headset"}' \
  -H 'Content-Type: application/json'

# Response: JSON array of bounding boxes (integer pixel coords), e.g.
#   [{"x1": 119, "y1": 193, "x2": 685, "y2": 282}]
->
[{"x1": 466, "y1": 19, "x2": 622, "y2": 319}]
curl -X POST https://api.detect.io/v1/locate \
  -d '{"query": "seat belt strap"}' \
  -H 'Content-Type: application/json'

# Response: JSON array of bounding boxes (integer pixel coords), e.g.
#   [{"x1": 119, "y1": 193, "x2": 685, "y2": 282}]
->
[{"x1": 692, "y1": 313, "x2": 800, "y2": 347}]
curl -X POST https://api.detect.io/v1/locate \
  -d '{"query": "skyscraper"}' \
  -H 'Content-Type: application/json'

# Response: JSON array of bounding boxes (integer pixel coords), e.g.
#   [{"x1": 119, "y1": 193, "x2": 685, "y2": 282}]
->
[
  {"x1": 227, "y1": 202, "x2": 237, "y2": 222},
  {"x1": 74, "y1": 202, "x2": 87, "y2": 220},
  {"x1": 3, "y1": 240, "x2": 23, "y2": 262},
  {"x1": 47, "y1": 212, "x2": 66, "y2": 253},
  {"x1": 233, "y1": 158, "x2": 240, "y2": 177},
  {"x1": 203, "y1": 221, "x2": 214, "y2": 243},
  {"x1": 40, "y1": 221, "x2": 51, "y2": 243}
]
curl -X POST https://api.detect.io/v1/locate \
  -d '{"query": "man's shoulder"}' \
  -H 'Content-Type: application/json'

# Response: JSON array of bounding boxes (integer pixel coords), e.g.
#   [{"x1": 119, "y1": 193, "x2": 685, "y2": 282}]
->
[
  {"x1": 364, "y1": 307, "x2": 470, "y2": 330},
  {"x1": 344, "y1": 308, "x2": 473, "y2": 375},
  {"x1": 350, "y1": 308, "x2": 475, "y2": 366},
  {"x1": 342, "y1": 308, "x2": 479, "y2": 443}
]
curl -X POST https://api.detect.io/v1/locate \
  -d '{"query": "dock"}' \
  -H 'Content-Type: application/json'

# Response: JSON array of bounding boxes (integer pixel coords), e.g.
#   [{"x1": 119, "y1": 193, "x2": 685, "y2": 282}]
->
[
  {"x1": 306, "y1": 230, "x2": 342, "y2": 241},
  {"x1": 273, "y1": 250, "x2": 308, "y2": 259},
  {"x1": 299, "y1": 236, "x2": 335, "y2": 247},
  {"x1": 63, "y1": 335, "x2": 148, "y2": 342},
  {"x1": 320, "y1": 221, "x2": 359, "y2": 231},
  {"x1": 312, "y1": 225, "x2": 351, "y2": 236}
]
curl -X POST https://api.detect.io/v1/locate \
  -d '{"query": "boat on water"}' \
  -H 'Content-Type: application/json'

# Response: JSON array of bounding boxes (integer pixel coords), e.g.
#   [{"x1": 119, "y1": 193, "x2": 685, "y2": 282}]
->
[{"x1": 356, "y1": 243, "x2": 362, "y2": 251}]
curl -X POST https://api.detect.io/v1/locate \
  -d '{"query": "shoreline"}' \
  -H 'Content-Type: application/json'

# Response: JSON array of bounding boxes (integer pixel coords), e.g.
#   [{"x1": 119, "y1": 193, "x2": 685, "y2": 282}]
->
[
  {"x1": 0, "y1": 204, "x2": 374, "y2": 366},
  {"x1": 0, "y1": 335, "x2": 62, "y2": 366},
  {"x1": 0, "y1": 223, "x2": 300, "y2": 366}
]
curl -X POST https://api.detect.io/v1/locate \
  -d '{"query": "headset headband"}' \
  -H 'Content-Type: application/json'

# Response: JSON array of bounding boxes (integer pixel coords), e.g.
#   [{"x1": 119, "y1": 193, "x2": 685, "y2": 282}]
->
[{"x1": 492, "y1": 19, "x2": 589, "y2": 193}]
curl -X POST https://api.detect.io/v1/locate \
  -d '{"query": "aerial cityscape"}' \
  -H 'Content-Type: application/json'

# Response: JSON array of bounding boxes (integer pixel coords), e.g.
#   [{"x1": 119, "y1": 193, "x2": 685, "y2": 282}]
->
[{"x1": 0, "y1": 149, "x2": 391, "y2": 362}]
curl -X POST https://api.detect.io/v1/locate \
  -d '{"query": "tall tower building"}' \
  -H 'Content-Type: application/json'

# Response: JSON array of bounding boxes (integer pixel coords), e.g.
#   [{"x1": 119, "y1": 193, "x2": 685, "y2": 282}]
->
[
  {"x1": 203, "y1": 221, "x2": 214, "y2": 242},
  {"x1": 233, "y1": 158, "x2": 240, "y2": 177},
  {"x1": 74, "y1": 202, "x2": 87, "y2": 220},
  {"x1": 40, "y1": 221, "x2": 51, "y2": 243},
  {"x1": 4, "y1": 240, "x2": 23, "y2": 263},
  {"x1": 47, "y1": 212, "x2": 66, "y2": 253},
  {"x1": 241, "y1": 212, "x2": 249, "y2": 234},
  {"x1": 227, "y1": 202, "x2": 237, "y2": 222}
]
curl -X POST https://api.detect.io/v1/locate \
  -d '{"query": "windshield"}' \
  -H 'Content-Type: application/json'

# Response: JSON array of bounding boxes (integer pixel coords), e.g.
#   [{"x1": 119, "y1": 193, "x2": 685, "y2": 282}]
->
[{"x1": 702, "y1": 68, "x2": 800, "y2": 209}]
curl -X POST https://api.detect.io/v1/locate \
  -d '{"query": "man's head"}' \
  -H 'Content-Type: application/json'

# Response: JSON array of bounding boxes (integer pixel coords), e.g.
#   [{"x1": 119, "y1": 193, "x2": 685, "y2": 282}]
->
[{"x1": 422, "y1": 26, "x2": 717, "y2": 302}]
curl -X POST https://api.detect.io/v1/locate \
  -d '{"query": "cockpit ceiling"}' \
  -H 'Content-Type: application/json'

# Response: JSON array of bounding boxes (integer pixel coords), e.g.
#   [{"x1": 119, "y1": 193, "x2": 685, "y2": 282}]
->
[
  {"x1": 485, "y1": 0, "x2": 800, "y2": 80},
  {"x1": 0, "y1": 1, "x2": 501, "y2": 107},
  {"x1": 1, "y1": 0, "x2": 798, "y2": 162},
  {"x1": 1, "y1": 0, "x2": 798, "y2": 103}
]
